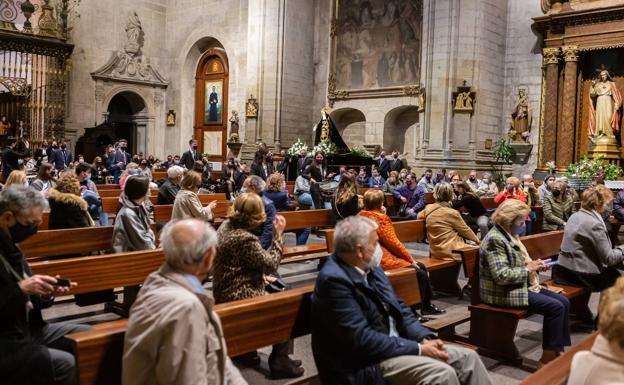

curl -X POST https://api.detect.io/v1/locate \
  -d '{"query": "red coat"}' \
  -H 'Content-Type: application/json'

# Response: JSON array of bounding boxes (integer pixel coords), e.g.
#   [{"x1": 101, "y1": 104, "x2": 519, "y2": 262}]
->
[{"x1": 358, "y1": 210, "x2": 414, "y2": 270}]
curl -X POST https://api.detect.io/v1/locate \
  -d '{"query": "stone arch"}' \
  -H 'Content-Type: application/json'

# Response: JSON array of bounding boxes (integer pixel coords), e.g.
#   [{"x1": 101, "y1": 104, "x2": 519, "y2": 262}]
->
[
  {"x1": 383, "y1": 105, "x2": 419, "y2": 154},
  {"x1": 104, "y1": 89, "x2": 152, "y2": 156},
  {"x1": 330, "y1": 108, "x2": 366, "y2": 147}
]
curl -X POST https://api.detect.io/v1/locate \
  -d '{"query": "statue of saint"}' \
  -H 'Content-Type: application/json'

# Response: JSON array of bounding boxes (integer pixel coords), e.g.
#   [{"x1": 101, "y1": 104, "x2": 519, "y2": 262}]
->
[
  {"x1": 588, "y1": 70, "x2": 622, "y2": 139},
  {"x1": 510, "y1": 89, "x2": 532, "y2": 142},
  {"x1": 124, "y1": 12, "x2": 143, "y2": 56},
  {"x1": 229, "y1": 110, "x2": 240, "y2": 142}
]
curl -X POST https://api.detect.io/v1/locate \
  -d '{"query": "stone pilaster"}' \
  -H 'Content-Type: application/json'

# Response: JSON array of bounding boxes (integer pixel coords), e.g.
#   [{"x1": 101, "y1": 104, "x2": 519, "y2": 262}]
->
[
  {"x1": 540, "y1": 47, "x2": 560, "y2": 169},
  {"x1": 558, "y1": 45, "x2": 579, "y2": 169}
]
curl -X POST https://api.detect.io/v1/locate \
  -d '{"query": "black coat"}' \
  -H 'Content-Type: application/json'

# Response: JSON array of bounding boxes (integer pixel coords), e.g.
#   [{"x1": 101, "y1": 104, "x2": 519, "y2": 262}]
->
[
  {"x1": 47, "y1": 190, "x2": 91, "y2": 229},
  {"x1": 388, "y1": 158, "x2": 403, "y2": 173},
  {"x1": 296, "y1": 156, "x2": 312, "y2": 176},
  {"x1": 375, "y1": 158, "x2": 390, "y2": 179},
  {"x1": 158, "y1": 179, "x2": 180, "y2": 205},
  {"x1": 251, "y1": 162, "x2": 275, "y2": 181},
  {"x1": 49, "y1": 147, "x2": 73, "y2": 171},
  {"x1": 181, "y1": 149, "x2": 202, "y2": 170}
]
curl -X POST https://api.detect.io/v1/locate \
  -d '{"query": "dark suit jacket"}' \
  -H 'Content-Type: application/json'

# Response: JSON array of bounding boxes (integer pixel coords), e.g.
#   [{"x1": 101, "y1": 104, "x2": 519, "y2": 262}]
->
[
  {"x1": 388, "y1": 158, "x2": 403, "y2": 173},
  {"x1": 311, "y1": 254, "x2": 435, "y2": 385},
  {"x1": 376, "y1": 158, "x2": 390, "y2": 179},
  {"x1": 251, "y1": 162, "x2": 275, "y2": 181},
  {"x1": 296, "y1": 156, "x2": 312, "y2": 176},
  {"x1": 49, "y1": 147, "x2": 73, "y2": 171},
  {"x1": 181, "y1": 150, "x2": 202, "y2": 170},
  {"x1": 109, "y1": 149, "x2": 131, "y2": 174}
]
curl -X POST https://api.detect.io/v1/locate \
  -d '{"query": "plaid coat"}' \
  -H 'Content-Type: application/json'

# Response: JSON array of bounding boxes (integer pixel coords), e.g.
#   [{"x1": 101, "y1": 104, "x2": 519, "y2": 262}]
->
[{"x1": 479, "y1": 225, "x2": 529, "y2": 307}]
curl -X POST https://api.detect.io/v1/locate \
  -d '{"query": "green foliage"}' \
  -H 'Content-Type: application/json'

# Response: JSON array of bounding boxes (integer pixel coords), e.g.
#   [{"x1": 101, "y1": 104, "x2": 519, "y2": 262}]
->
[
  {"x1": 491, "y1": 139, "x2": 515, "y2": 189},
  {"x1": 348, "y1": 146, "x2": 372, "y2": 158},
  {"x1": 564, "y1": 155, "x2": 623, "y2": 181}
]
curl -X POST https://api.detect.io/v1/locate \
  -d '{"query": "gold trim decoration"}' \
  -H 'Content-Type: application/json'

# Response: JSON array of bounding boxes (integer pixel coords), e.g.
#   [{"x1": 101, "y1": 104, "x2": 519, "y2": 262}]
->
[
  {"x1": 327, "y1": 73, "x2": 348, "y2": 107},
  {"x1": 562, "y1": 45, "x2": 579, "y2": 62},
  {"x1": 402, "y1": 85, "x2": 421, "y2": 96},
  {"x1": 0, "y1": 76, "x2": 30, "y2": 96},
  {"x1": 542, "y1": 47, "x2": 560, "y2": 65}
]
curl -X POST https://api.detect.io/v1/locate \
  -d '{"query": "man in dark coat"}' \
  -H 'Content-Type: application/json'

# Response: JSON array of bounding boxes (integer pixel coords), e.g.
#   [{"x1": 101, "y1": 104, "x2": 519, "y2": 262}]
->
[
  {"x1": 1, "y1": 137, "x2": 27, "y2": 179},
  {"x1": 181, "y1": 139, "x2": 203, "y2": 170},
  {"x1": 295, "y1": 148, "x2": 312, "y2": 177},
  {"x1": 375, "y1": 150, "x2": 390, "y2": 179},
  {"x1": 311, "y1": 216, "x2": 491, "y2": 385},
  {"x1": 0, "y1": 186, "x2": 90, "y2": 385},
  {"x1": 109, "y1": 139, "x2": 131, "y2": 184},
  {"x1": 158, "y1": 165, "x2": 183, "y2": 205},
  {"x1": 49, "y1": 141, "x2": 73, "y2": 171},
  {"x1": 388, "y1": 151, "x2": 403, "y2": 173}
]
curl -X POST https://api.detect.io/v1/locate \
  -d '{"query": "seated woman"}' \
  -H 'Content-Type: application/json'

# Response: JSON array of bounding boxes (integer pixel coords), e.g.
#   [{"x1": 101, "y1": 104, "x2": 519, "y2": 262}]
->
[
  {"x1": 452, "y1": 181, "x2": 490, "y2": 239},
  {"x1": 48, "y1": 174, "x2": 92, "y2": 229},
  {"x1": 553, "y1": 185, "x2": 623, "y2": 294},
  {"x1": 494, "y1": 176, "x2": 527, "y2": 205},
  {"x1": 112, "y1": 175, "x2": 156, "y2": 252},
  {"x1": 265, "y1": 172, "x2": 310, "y2": 245},
  {"x1": 214, "y1": 193, "x2": 303, "y2": 379},
  {"x1": 331, "y1": 173, "x2": 361, "y2": 221},
  {"x1": 172, "y1": 171, "x2": 217, "y2": 221},
  {"x1": 30, "y1": 162, "x2": 57, "y2": 193},
  {"x1": 383, "y1": 170, "x2": 400, "y2": 193},
  {"x1": 119, "y1": 162, "x2": 140, "y2": 189},
  {"x1": 476, "y1": 171, "x2": 499, "y2": 197},
  {"x1": 567, "y1": 277, "x2": 624, "y2": 385},
  {"x1": 542, "y1": 179, "x2": 574, "y2": 231},
  {"x1": 418, "y1": 182, "x2": 480, "y2": 260},
  {"x1": 359, "y1": 189, "x2": 444, "y2": 316},
  {"x1": 293, "y1": 174, "x2": 314, "y2": 208},
  {"x1": 480, "y1": 199, "x2": 571, "y2": 364}
]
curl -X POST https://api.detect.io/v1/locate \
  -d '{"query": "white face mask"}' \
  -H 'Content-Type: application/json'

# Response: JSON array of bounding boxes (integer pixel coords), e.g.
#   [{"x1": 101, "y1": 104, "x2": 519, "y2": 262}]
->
[{"x1": 367, "y1": 243, "x2": 383, "y2": 269}]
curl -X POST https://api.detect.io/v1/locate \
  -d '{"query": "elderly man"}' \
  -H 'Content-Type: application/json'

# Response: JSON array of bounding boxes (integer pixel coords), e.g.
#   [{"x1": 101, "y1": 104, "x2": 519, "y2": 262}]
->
[
  {"x1": 0, "y1": 186, "x2": 90, "y2": 385},
  {"x1": 311, "y1": 216, "x2": 492, "y2": 385},
  {"x1": 467, "y1": 170, "x2": 480, "y2": 191},
  {"x1": 158, "y1": 165, "x2": 184, "y2": 205},
  {"x1": 243, "y1": 175, "x2": 276, "y2": 250},
  {"x1": 392, "y1": 172, "x2": 426, "y2": 219},
  {"x1": 123, "y1": 219, "x2": 247, "y2": 385}
]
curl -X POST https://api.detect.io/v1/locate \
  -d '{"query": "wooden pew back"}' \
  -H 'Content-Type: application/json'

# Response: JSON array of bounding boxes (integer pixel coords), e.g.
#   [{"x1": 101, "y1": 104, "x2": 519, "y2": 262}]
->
[
  {"x1": 153, "y1": 200, "x2": 230, "y2": 223},
  {"x1": 325, "y1": 219, "x2": 426, "y2": 254},
  {"x1": 20, "y1": 226, "x2": 115, "y2": 261}
]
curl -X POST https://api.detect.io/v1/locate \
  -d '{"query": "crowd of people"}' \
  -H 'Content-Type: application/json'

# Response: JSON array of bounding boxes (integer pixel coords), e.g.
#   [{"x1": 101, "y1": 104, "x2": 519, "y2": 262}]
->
[{"x1": 1, "y1": 138, "x2": 623, "y2": 385}]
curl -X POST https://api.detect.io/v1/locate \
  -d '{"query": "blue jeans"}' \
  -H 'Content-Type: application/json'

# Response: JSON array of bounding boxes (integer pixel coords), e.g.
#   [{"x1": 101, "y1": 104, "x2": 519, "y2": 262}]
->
[
  {"x1": 295, "y1": 228, "x2": 311, "y2": 245},
  {"x1": 82, "y1": 191, "x2": 109, "y2": 226},
  {"x1": 528, "y1": 289, "x2": 571, "y2": 352},
  {"x1": 297, "y1": 193, "x2": 314, "y2": 208}
]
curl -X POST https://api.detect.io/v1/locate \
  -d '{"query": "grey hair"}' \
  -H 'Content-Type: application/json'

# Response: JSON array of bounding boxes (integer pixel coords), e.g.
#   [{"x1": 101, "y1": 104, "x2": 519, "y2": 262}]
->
[
  {"x1": 522, "y1": 174, "x2": 533, "y2": 182},
  {"x1": 334, "y1": 216, "x2": 378, "y2": 255},
  {"x1": 482, "y1": 171, "x2": 492, "y2": 179},
  {"x1": 556, "y1": 176, "x2": 569, "y2": 186},
  {"x1": 167, "y1": 165, "x2": 185, "y2": 179},
  {"x1": 434, "y1": 182, "x2": 454, "y2": 203},
  {"x1": 247, "y1": 175, "x2": 266, "y2": 193},
  {"x1": 160, "y1": 219, "x2": 217, "y2": 269},
  {"x1": 0, "y1": 185, "x2": 49, "y2": 215}
]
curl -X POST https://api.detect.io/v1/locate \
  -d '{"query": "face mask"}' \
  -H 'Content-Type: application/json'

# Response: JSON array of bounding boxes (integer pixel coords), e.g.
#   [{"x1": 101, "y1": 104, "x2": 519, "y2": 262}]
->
[
  {"x1": 174, "y1": 160, "x2": 180, "y2": 165},
  {"x1": 506, "y1": 184, "x2": 514, "y2": 191},
  {"x1": 393, "y1": 154, "x2": 398, "y2": 159},
  {"x1": 380, "y1": 154, "x2": 385, "y2": 159},
  {"x1": 482, "y1": 179, "x2": 489, "y2": 184},
  {"x1": 10, "y1": 220, "x2": 39, "y2": 243},
  {"x1": 79, "y1": 158, "x2": 84, "y2": 163},
  {"x1": 511, "y1": 222, "x2": 526, "y2": 236},
  {"x1": 240, "y1": 186, "x2": 248, "y2": 193},
  {"x1": 552, "y1": 189, "x2": 561, "y2": 197},
  {"x1": 367, "y1": 243, "x2": 383, "y2": 269},
  {"x1": 316, "y1": 159, "x2": 323, "y2": 164},
  {"x1": 130, "y1": 169, "x2": 140, "y2": 176},
  {"x1": 266, "y1": 155, "x2": 273, "y2": 163},
  {"x1": 425, "y1": 176, "x2": 431, "y2": 181},
  {"x1": 85, "y1": 174, "x2": 91, "y2": 182},
  {"x1": 192, "y1": 144, "x2": 198, "y2": 150},
  {"x1": 61, "y1": 144, "x2": 66, "y2": 149},
  {"x1": 469, "y1": 177, "x2": 476, "y2": 181}
]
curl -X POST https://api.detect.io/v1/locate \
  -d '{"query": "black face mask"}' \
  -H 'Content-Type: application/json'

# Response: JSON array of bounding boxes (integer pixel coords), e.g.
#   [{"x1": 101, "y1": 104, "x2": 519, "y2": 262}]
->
[
  {"x1": 10, "y1": 221, "x2": 38, "y2": 243},
  {"x1": 552, "y1": 189, "x2": 561, "y2": 197},
  {"x1": 60, "y1": 144, "x2": 66, "y2": 149}
]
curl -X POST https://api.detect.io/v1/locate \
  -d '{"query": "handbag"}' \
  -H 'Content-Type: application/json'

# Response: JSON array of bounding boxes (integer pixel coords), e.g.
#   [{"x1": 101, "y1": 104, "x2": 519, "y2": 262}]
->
[
  {"x1": 265, "y1": 272, "x2": 289, "y2": 293},
  {"x1": 318, "y1": 180, "x2": 338, "y2": 193}
]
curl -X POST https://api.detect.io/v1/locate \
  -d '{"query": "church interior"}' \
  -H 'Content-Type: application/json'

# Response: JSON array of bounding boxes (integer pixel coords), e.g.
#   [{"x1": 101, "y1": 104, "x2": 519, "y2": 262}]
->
[{"x1": 1, "y1": 0, "x2": 624, "y2": 384}]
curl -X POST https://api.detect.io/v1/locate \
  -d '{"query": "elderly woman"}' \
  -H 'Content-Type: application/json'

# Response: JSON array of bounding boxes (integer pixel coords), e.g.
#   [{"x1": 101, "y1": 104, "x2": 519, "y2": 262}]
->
[
  {"x1": 171, "y1": 171, "x2": 217, "y2": 221},
  {"x1": 418, "y1": 182, "x2": 480, "y2": 260},
  {"x1": 476, "y1": 171, "x2": 499, "y2": 197},
  {"x1": 480, "y1": 199, "x2": 571, "y2": 364},
  {"x1": 119, "y1": 162, "x2": 140, "y2": 189},
  {"x1": 214, "y1": 193, "x2": 303, "y2": 379},
  {"x1": 359, "y1": 189, "x2": 444, "y2": 316},
  {"x1": 30, "y1": 162, "x2": 57, "y2": 193},
  {"x1": 542, "y1": 179, "x2": 575, "y2": 231},
  {"x1": 452, "y1": 181, "x2": 490, "y2": 239},
  {"x1": 567, "y1": 277, "x2": 624, "y2": 385},
  {"x1": 383, "y1": 170, "x2": 401, "y2": 193},
  {"x1": 113, "y1": 176, "x2": 156, "y2": 252},
  {"x1": 553, "y1": 185, "x2": 624, "y2": 293},
  {"x1": 48, "y1": 174, "x2": 92, "y2": 229},
  {"x1": 494, "y1": 176, "x2": 527, "y2": 205},
  {"x1": 332, "y1": 173, "x2": 361, "y2": 221}
]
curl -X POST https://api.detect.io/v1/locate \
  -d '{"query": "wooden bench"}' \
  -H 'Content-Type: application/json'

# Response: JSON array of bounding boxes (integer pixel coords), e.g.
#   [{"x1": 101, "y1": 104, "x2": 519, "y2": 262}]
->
[
  {"x1": 101, "y1": 193, "x2": 227, "y2": 214},
  {"x1": 152, "y1": 170, "x2": 167, "y2": 180},
  {"x1": 65, "y1": 267, "x2": 423, "y2": 385},
  {"x1": 94, "y1": 184, "x2": 120, "y2": 190},
  {"x1": 453, "y1": 230, "x2": 592, "y2": 364},
  {"x1": 324, "y1": 219, "x2": 463, "y2": 296},
  {"x1": 97, "y1": 189, "x2": 159, "y2": 198},
  {"x1": 518, "y1": 332, "x2": 598, "y2": 385},
  {"x1": 20, "y1": 226, "x2": 115, "y2": 261}
]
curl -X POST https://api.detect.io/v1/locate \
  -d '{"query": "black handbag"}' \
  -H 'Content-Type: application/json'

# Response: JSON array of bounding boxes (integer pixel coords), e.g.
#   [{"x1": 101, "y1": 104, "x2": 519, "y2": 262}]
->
[{"x1": 265, "y1": 272, "x2": 289, "y2": 293}]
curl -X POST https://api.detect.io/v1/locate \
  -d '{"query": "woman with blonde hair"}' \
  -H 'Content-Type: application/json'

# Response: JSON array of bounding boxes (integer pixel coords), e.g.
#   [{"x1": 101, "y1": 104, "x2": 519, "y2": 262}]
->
[
  {"x1": 554, "y1": 184, "x2": 623, "y2": 293},
  {"x1": 331, "y1": 173, "x2": 361, "y2": 221},
  {"x1": 5, "y1": 170, "x2": 27, "y2": 188},
  {"x1": 494, "y1": 176, "x2": 527, "y2": 205},
  {"x1": 480, "y1": 199, "x2": 570, "y2": 364},
  {"x1": 567, "y1": 276, "x2": 624, "y2": 385},
  {"x1": 418, "y1": 182, "x2": 480, "y2": 260},
  {"x1": 383, "y1": 170, "x2": 400, "y2": 193},
  {"x1": 171, "y1": 171, "x2": 217, "y2": 221},
  {"x1": 48, "y1": 173, "x2": 92, "y2": 229},
  {"x1": 214, "y1": 193, "x2": 303, "y2": 379}
]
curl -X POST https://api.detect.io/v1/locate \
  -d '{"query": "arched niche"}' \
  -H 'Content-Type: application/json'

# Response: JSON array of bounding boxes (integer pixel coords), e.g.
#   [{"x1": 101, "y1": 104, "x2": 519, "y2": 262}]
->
[
  {"x1": 194, "y1": 47, "x2": 228, "y2": 161},
  {"x1": 330, "y1": 108, "x2": 366, "y2": 147},
  {"x1": 383, "y1": 106, "x2": 419, "y2": 154}
]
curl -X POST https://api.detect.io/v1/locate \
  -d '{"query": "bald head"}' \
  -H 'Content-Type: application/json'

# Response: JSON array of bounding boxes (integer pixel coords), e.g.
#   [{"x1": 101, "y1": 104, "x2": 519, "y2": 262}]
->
[{"x1": 160, "y1": 219, "x2": 217, "y2": 276}]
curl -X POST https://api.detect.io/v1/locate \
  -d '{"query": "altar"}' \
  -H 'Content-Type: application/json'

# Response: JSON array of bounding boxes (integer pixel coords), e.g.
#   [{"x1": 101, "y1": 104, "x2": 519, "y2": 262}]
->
[{"x1": 533, "y1": 4, "x2": 624, "y2": 170}]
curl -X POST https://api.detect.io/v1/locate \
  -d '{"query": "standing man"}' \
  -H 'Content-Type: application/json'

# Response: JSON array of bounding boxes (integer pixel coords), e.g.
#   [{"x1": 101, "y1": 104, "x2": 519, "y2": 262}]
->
[
  {"x1": 376, "y1": 151, "x2": 390, "y2": 179},
  {"x1": 110, "y1": 139, "x2": 131, "y2": 184},
  {"x1": 181, "y1": 139, "x2": 202, "y2": 170},
  {"x1": 49, "y1": 140, "x2": 73, "y2": 172},
  {"x1": 311, "y1": 216, "x2": 492, "y2": 385},
  {"x1": 389, "y1": 151, "x2": 403, "y2": 173},
  {"x1": 296, "y1": 148, "x2": 312, "y2": 177},
  {"x1": 1, "y1": 137, "x2": 28, "y2": 180}
]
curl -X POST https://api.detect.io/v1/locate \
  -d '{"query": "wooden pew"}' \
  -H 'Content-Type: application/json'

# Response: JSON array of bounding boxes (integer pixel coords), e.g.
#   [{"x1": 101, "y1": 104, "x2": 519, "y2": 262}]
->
[
  {"x1": 66, "y1": 267, "x2": 422, "y2": 385},
  {"x1": 151, "y1": 170, "x2": 167, "y2": 180},
  {"x1": 20, "y1": 226, "x2": 115, "y2": 261},
  {"x1": 453, "y1": 230, "x2": 592, "y2": 364},
  {"x1": 518, "y1": 332, "x2": 598, "y2": 385},
  {"x1": 280, "y1": 209, "x2": 334, "y2": 264},
  {"x1": 97, "y1": 189, "x2": 159, "y2": 198},
  {"x1": 95, "y1": 184, "x2": 120, "y2": 190},
  {"x1": 325, "y1": 219, "x2": 463, "y2": 296},
  {"x1": 101, "y1": 193, "x2": 227, "y2": 214},
  {"x1": 153, "y1": 200, "x2": 231, "y2": 223}
]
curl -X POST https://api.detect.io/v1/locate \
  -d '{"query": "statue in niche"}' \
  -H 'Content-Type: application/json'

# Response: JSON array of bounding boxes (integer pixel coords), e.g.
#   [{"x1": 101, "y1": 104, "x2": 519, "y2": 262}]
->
[
  {"x1": 124, "y1": 12, "x2": 143, "y2": 57},
  {"x1": 510, "y1": 89, "x2": 532, "y2": 143},
  {"x1": 588, "y1": 69, "x2": 622, "y2": 140},
  {"x1": 229, "y1": 110, "x2": 240, "y2": 142},
  {"x1": 455, "y1": 92, "x2": 473, "y2": 111}
]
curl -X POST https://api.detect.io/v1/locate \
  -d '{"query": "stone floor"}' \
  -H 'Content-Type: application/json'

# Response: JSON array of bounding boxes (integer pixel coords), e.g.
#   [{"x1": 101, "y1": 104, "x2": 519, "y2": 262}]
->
[{"x1": 43, "y1": 235, "x2": 599, "y2": 385}]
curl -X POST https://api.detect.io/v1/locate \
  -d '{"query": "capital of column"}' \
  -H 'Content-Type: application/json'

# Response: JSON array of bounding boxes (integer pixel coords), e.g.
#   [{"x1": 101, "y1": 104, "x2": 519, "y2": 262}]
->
[
  {"x1": 562, "y1": 45, "x2": 579, "y2": 62},
  {"x1": 542, "y1": 47, "x2": 560, "y2": 65}
]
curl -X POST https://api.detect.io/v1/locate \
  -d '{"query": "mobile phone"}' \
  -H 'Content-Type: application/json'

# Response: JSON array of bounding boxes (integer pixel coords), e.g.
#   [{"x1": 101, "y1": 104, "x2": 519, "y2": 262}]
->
[
  {"x1": 54, "y1": 278, "x2": 72, "y2": 287},
  {"x1": 544, "y1": 260, "x2": 560, "y2": 267}
]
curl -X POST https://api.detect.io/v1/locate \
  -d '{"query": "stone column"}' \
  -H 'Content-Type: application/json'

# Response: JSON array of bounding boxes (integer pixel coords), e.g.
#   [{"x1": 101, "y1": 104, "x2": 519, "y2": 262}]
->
[
  {"x1": 540, "y1": 47, "x2": 560, "y2": 169},
  {"x1": 557, "y1": 45, "x2": 579, "y2": 169}
]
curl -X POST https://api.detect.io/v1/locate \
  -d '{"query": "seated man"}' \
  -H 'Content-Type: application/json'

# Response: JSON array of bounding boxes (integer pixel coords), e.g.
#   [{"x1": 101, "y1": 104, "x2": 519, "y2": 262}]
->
[
  {"x1": 0, "y1": 186, "x2": 90, "y2": 385},
  {"x1": 311, "y1": 216, "x2": 492, "y2": 385},
  {"x1": 157, "y1": 165, "x2": 183, "y2": 205},
  {"x1": 123, "y1": 219, "x2": 247, "y2": 385},
  {"x1": 392, "y1": 172, "x2": 426, "y2": 219}
]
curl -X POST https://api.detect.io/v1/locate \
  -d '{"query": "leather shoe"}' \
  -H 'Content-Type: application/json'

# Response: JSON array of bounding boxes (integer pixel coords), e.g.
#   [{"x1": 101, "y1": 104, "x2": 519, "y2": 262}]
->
[
  {"x1": 269, "y1": 356, "x2": 305, "y2": 379},
  {"x1": 290, "y1": 358, "x2": 303, "y2": 367},
  {"x1": 418, "y1": 315, "x2": 434, "y2": 323},
  {"x1": 421, "y1": 303, "x2": 446, "y2": 315}
]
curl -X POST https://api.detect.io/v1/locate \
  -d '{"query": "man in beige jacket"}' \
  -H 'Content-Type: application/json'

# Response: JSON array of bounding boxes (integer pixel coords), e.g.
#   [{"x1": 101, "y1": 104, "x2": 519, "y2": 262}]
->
[{"x1": 122, "y1": 219, "x2": 247, "y2": 385}]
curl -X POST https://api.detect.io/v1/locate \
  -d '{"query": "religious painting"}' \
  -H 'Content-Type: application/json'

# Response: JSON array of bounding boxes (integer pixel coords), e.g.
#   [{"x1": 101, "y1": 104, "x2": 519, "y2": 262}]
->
[
  {"x1": 203, "y1": 130, "x2": 223, "y2": 157},
  {"x1": 204, "y1": 80, "x2": 223, "y2": 125},
  {"x1": 330, "y1": 0, "x2": 423, "y2": 101}
]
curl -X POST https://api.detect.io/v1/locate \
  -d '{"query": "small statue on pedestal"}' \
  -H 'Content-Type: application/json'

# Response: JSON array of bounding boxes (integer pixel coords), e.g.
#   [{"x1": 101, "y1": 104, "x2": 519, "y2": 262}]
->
[
  {"x1": 228, "y1": 110, "x2": 240, "y2": 142},
  {"x1": 510, "y1": 88, "x2": 532, "y2": 143}
]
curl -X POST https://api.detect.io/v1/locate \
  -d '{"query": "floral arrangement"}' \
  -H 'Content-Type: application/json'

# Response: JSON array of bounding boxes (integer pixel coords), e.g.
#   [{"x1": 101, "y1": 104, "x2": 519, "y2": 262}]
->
[
  {"x1": 349, "y1": 145, "x2": 372, "y2": 158},
  {"x1": 565, "y1": 155, "x2": 623, "y2": 181},
  {"x1": 287, "y1": 139, "x2": 309, "y2": 156},
  {"x1": 545, "y1": 160, "x2": 556, "y2": 174},
  {"x1": 313, "y1": 139, "x2": 338, "y2": 156}
]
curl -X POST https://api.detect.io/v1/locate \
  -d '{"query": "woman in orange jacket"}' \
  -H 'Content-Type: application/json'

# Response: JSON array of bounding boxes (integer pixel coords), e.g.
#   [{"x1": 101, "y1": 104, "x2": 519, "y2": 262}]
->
[{"x1": 359, "y1": 189, "x2": 445, "y2": 316}]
